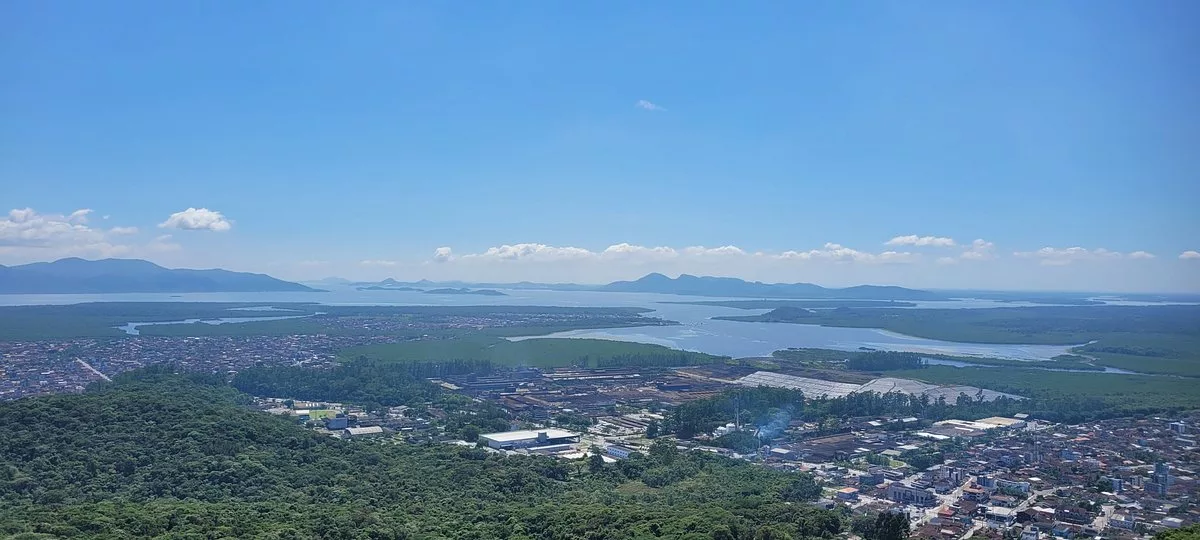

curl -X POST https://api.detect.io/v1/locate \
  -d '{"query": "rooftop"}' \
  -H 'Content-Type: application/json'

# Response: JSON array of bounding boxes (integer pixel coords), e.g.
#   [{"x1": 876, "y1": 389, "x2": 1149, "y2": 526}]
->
[
  {"x1": 479, "y1": 429, "x2": 579, "y2": 442},
  {"x1": 344, "y1": 426, "x2": 384, "y2": 435}
]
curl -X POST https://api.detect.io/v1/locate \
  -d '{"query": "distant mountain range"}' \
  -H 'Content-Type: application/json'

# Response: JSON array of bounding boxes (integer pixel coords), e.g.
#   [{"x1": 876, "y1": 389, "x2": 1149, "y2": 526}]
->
[
  {"x1": 351, "y1": 273, "x2": 942, "y2": 301},
  {"x1": 598, "y1": 273, "x2": 944, "y2": 300},
  {"x1": 0, "y1": 258, "x2": 319, "y2": 294}
]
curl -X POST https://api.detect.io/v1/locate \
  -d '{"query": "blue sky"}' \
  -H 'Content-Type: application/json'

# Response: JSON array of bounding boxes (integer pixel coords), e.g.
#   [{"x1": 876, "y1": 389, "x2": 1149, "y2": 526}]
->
[{"x1": 2, "y1": 2, "x2": 1197, "y2": 291}]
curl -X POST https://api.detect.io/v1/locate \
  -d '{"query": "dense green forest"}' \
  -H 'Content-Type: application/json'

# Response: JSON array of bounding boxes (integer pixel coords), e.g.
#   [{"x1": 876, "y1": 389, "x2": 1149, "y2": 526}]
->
[
  {"x1": 342, "y1": 336, "x2": 726, "y2": 368},
  {"x1": 1155, "y1": 524, "x2": 1200, "y2": 540},
  {"x1": 231, "y1": 358, "x2": 463, "y2": 406},
  {"x1": 0, "y1": 372, "x2": 858, "y2": 539}
]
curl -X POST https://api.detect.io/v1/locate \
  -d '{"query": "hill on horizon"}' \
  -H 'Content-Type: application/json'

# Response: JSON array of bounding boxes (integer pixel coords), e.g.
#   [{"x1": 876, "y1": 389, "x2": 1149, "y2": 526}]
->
[
  {"x1": 348, "y1": 272, "x2": 941, "y2": 300},
  {"x1": 600, "y1": 273, "x2": 944, "y2": 300},
  {"x1": 0, "y1": 258, "x2": 319, "y2": 294}
]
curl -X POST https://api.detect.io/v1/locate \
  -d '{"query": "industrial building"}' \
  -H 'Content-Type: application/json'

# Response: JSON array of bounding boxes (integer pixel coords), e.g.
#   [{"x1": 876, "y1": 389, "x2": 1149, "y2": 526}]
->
[
  {"x1": 343, "y1": 426, "x2": 384, "y2": 438},
  {"x1": 479, "y1": 429, "x2": 580, "y2": 450}
]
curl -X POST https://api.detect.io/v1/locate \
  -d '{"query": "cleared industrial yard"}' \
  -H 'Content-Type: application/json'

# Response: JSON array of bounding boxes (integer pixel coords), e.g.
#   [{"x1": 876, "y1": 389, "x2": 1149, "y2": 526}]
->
[{"x1": 736, "y1": 371, "x2": 1021, "y2": 402}]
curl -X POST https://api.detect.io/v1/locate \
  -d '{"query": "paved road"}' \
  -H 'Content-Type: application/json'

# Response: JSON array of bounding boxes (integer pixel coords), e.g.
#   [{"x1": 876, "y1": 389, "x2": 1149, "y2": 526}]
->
[{"x1": 76, "y1": 358, "x2": 111, "y2": 382}]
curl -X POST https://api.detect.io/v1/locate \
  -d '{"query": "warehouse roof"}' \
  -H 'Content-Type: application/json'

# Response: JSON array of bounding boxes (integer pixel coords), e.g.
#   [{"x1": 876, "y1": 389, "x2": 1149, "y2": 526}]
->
[
  {"x1": 479, "y1": 429, "x2": 578, "y2": 443},
  {"x1": 344, "y1": 426, "x2": 384, "y2": 436}
]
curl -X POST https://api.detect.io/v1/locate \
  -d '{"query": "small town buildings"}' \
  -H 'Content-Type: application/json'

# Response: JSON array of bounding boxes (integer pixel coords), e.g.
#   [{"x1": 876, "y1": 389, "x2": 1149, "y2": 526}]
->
[{"x1": 887, "y1": 482, "x2": 937, "y2": 506}]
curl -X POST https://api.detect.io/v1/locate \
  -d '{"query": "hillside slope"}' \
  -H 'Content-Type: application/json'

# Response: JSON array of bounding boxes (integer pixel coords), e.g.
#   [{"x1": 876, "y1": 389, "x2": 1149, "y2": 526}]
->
[{"x1": 0, "y1": 372, "x2": 843, "y2": 539}]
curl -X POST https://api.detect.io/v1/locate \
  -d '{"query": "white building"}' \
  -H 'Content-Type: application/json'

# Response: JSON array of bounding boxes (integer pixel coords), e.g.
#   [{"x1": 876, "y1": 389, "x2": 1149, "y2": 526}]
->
[
  {"x1": 606, "y1": 445, "x2": 637, "y2": 459},
  {"x1": 479, "y1": 429, "x2": 580, "y2": 450},
  {"x1": 343, "y1": 426, "x2": 384, "y2": 438}
]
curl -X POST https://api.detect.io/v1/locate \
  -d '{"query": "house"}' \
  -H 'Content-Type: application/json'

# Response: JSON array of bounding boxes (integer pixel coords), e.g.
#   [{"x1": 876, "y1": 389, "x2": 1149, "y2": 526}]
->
[
  {"x1": 997, "y1": 479, "x2": 1031, "y2": 494},
  {"x1": 986, "y1": 507, "x2": 1017, "y2": 526},
  {"x1": 990, "y1": 494, "x2": 1019, "y2": 507},
  {"x1": 325, "y1": 416, "x2": 349, "y2": 430},
  {"x1": 1161, "y1": 517, "x2": 1184, "y2": 529},
  {"x1": 1051, "y1": 522, "x2": 1084, "y2": 538},
  {"x1": 962, "y1": 485, "x2": 988, "y2": 502},
  {"x1": 837, "y1": 487, "x2": 859, "y2": 501},
  {"x1": 861, "y1": 469, "x2": 885, "y2": 487},
  {"x1": 1109, "y1": 513, "x2": 1136, "y2": 530}
]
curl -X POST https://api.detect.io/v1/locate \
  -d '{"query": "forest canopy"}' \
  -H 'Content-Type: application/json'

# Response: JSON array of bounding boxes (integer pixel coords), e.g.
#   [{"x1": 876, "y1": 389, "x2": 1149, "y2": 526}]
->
[{"x1": 0, "y1": 372, "x2": 849, "y2": 539}]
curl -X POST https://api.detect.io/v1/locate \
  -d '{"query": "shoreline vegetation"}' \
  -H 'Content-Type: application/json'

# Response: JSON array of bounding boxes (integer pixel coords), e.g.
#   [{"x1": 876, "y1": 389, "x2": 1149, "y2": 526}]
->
[
  {"x1": 0, "y1": 303, "x2": 663, "y2": 340},
  {"x1": 718, "y1": 305, "x2": 1200, "y2": 377},
  {"x1": 659, "y1": 299, "x2": 919, "y2": 309},
  {"x1": 755, "y1": 348, "x2": 1200, "y2": 414},
  {"x1": 769, "y1": 347, "x2": 1109, "y2": 372}
]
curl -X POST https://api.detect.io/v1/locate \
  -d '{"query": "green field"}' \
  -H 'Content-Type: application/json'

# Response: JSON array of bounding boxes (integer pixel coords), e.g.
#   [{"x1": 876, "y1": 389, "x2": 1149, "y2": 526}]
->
[{"x1": 341, "y1": 336, "x2": 726, "y2": 368}]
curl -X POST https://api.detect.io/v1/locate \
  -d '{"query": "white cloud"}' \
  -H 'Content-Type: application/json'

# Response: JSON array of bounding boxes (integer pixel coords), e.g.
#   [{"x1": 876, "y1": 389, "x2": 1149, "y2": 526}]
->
[
  {"x1": 147, "y1": 234, "x2": 182, "y2": 253},
  {"x1": 434, "y1": 241, "x2": 919, "y2": 268},
  {"x1": 1128, "y1": 251, "x2": 1156, "y2": 260},
  {"x1": 464, "y1": 243, "x2": 594, "y2": 261},
  {"x1": 1014, "y1": 246, "x2": 1126, "y2": 266},
  {"x1": 601, "y1": 243, "x2": 678, "y2": 258},
  {"x1": 360, "y1": 259, "x2": 398, "y2": 267},
  {"x1": 67, "y1": 209, "x2": 93, "y2": 224},
  {"x1": 682, "y1": 245, "x2": 746, "y2": 257},
  {"x1": 158, "y1": 208, "x2": 232, "y2": 232},
  {"x1": 635, "y1": 99, "x2": 666, "y2": 112},
  {"x1": 774, "y1": 243, "x2": 915, "y2": 264},
  {"x1": 1, "y1": 207, "x2": 106, "y2": 248},
  {"x1": 959, "y1": 239, "x2": 996, "y2": 261},
  {"x1": 936, "y1": 256, "x2": 959, "y2": 265},
  {"x1": 1181, "y1": 250, "x2": 1200, "y2": 260},
  {"x1": 0, "y1": 207, "x2": 178, "y2": 263},
  {"x1": 885, "y1": 235, "x2": 956, "y2": 247}
]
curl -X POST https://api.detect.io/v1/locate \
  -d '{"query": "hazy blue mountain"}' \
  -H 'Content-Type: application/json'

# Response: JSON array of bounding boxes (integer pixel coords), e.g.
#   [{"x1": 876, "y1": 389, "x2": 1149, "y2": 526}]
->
[
  {"x1": 599, "y1": 273, "x2": 944, "y2": 300},
  {"x1": 0, "y1": 258, "x2": 319, "y2": 294}
]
